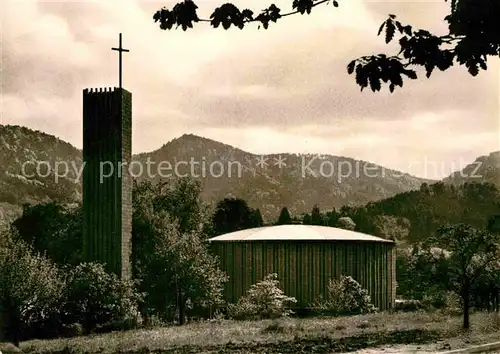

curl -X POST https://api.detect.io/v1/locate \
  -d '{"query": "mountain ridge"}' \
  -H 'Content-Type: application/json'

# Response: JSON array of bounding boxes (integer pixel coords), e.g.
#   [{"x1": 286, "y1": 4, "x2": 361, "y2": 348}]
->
[{"x1": 1, "y1": 124, "x2": 497, "y2": 226}]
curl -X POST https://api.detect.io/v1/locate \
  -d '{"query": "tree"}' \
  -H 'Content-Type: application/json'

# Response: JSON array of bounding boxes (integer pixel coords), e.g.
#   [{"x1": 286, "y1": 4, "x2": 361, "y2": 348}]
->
[
  {"x1": 396, "y1": 244, "x2": 450, "y2": 301},
  {"x1": 132, "y1": 180, "x2": 227, "y2": 324},
  {"x1": 136, "y1": 214, "x2": 228, "y2": 324},
  {"x1": 11, "y1": 202, "x2": 83, "y2": 266},
  {"x1": 338, "y1": 216, "x2": 356, "y2": 231},
  {"x1": 427, "y1": 224, "x2": 500, "y2": 329},
  {"x1": 132, "y1": 177, "x2": 214, "y2": 275},
  {"x1": 211, "y1": 198, "x2": 259, "y2": 235},
  {"x1": 310, "y1": 204, "x2": 323, "y2": 225},
  {"x1": 325, "y1": 209, "x2": 340, "y2": 227},
  {"x1": 0, "y1": 231, "x2": 64, "y2": 346},
  {"x1": 277, "y1": 207, "x2": 292, "y2": 225},
  {"x1": 250, "y1": 208, "x2": 264, "y2": 227},
  {"x1": 152, "y1": 0, "x2": 499, "y2": 92},
  {"x1": 487, "y1": 215, "x2": 500, "y2": 234},
  {"x1": 144, "y1": 178, "x2": 208, "y2": 234}
]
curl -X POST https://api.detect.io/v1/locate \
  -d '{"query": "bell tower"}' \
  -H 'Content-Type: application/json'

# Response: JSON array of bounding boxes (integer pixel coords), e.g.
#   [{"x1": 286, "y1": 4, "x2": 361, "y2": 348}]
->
[{"x1": 82, "y1": 33, "x2": 132, "y2": 280}]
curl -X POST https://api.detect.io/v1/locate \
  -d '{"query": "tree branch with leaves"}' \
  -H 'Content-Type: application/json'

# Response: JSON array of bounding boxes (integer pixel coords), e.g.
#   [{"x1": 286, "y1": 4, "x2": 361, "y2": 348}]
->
[{"x1": 153, "y1": 0, "x2": 500, "y2": 92}]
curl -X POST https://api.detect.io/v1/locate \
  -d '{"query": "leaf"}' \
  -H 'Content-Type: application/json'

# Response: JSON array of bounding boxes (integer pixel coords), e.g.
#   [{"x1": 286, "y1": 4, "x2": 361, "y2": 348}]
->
[
  {"x1": 467, "y1": 63, "x2": 479, "y2": 76},
  {"x1": 369, "y1": 76, "x2": 381, "y2": 92},
  {"x1": 333, "y1": 0, "x2": 339, "y2": 7},
  {"x1": 392, "y1": 74, "x2": 403, "y2": 87},
  {"x1": 385, "y1": 20, "x2": 396, "y2": 44},
  {"x1": 425, "y1": 63, "x2": 435, "y2": 78},
  {"x1": 389, "y1": 83, "x2": 395, "y2": 93},
  {"x1": 395, "y1": 21, "x2": 404, "y2": 33},
  {"x1": 355, "y1": 66, "x2": 369, "y2": 91},
  {"x1": 292, "y1": 0, "x2": 314, "y2": 15},
  {"x1": 347, "y1": 60, "x2": 356, "y2": 74},
  {"x1": 403, "y1": 69, "x2": 417, "y2": 79},
  {"x1": 241, "y1": 9, "x2": 254, "y2": 20},
  {"x1": 434, "y1": 50, "x2": 455, "y2": 71},
  {"x1": 153, "y1": 11, "x2": 161, "y2": 22},
  {"x1": 377, "y1": 21, "x2": 386, "y2": 36}
]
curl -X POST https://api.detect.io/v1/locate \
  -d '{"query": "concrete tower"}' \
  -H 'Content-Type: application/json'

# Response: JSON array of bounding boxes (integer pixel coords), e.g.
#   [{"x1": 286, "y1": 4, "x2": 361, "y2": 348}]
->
[{"x1": 82, "y1": 34, "x2": 132, "y2": 280}]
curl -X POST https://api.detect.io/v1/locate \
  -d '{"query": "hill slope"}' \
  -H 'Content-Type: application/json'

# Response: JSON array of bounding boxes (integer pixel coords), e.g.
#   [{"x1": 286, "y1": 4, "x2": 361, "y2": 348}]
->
[
  {"x1": 444, "y1": 151, "x2": 500, "y2": 187},
  {"x1": 133, "y1": 134, "x2": 433, "y2": 220},
  {"x1": 1, "y1": 125, "x2": 433, "y2": 225}
]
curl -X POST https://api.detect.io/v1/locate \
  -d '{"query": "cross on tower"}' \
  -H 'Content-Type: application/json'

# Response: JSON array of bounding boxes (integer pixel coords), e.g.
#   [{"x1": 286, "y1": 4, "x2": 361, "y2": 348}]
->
[{"x1": 111, "y1": 33, "x2": 129, "y2": 88}]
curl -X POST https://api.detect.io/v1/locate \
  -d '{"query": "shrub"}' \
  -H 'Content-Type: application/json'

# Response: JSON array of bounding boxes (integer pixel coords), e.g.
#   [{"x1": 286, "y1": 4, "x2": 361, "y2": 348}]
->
[
  {"x1": 0, "y1": 232, "x2": 65, "y2": 345},
  {"x1": 422, "y1": 291, "x2": 462, "y2": 313},
  {"x1": 227, "y1": 273, "x2": 297, "y2": 320},
  {"x1": 61, "y1": 262, "x2": 143, "y2": 334},
  {"x1": 314, "y1": 275, "x2": 377, "y2": 316}
]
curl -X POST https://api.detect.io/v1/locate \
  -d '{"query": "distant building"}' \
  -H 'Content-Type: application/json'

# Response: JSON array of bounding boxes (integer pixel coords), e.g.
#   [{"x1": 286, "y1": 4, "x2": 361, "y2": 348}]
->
[{"x1": 208, "y1": 224, "x2": 395, "y2": 310}]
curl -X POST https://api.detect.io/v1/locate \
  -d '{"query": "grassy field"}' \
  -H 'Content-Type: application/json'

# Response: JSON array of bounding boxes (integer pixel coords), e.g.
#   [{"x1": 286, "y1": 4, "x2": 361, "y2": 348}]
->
[{"x1": 19, "y1": 311, "x2": 500, "y2": 353}]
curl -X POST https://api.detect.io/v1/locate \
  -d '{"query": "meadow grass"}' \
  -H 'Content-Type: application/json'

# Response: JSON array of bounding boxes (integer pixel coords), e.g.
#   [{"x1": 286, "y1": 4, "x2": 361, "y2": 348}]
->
[{"x1": 19, "y1": 311, "x2": 500, "y2": 353}]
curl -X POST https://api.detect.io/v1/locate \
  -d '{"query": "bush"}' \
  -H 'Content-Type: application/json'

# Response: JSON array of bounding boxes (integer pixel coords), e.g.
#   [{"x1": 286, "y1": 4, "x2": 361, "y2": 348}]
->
[
  {"x1": 0, "y1": 232, "x2": 65, "y2": 344},
  {"x1": 314, "y1": 276, "x2": 377, "y2": 316},
  {"x1": 421, "y1": 291, "x2": 462, "y2": 313},
  {"x1": 61, "y1": 262, "x2": 143, "y2": 334},
  {"x1": 0, "y1": 231, "x2": 144, "y2": 342},
  {"x1": 227, "y1": 273, "x2": 297, "y2": 320}
]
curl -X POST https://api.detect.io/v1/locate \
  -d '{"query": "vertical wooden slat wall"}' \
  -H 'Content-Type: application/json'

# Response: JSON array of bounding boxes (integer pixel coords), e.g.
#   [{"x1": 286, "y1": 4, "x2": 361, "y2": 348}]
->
[
  {"x1": 82, "y1": 88, "x2": 132, "y2": 279},
  {"x1": 211, "y1": 240, "x2": 395, "y2": 310}
]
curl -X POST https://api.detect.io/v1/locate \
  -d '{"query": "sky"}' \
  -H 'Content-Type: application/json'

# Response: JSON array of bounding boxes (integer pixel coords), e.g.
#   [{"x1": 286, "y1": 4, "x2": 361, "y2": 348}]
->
[{"x1": 1, "y1": 0, "x2": 499, "y2": 179}]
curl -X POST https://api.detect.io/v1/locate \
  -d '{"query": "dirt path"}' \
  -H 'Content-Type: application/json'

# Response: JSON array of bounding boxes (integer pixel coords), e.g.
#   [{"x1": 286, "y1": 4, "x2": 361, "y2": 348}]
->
[
  {"x1": 347, "y1": 334, "x2": 500, "y2": 353},
  {"x1": 346, "y1": 342, "x2": 447, "y2": 353}
]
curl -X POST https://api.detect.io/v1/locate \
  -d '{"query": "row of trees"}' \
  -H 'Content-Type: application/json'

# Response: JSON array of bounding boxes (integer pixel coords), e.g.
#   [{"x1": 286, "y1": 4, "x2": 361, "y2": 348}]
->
[
  {"x1": 214, "y1": 182, "x2": 500, "y2": 240},
  {"x1": 2, "y1": 178, "x2": 499, "y2": 344},
  {"x1": 274, "y1": 182, "x2": 500, "y2": 241}
]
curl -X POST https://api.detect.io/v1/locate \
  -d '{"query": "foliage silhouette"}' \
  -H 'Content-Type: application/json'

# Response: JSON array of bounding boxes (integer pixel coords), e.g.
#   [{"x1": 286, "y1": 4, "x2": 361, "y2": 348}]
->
[
  {"x1": 153, "y1": 0, "x2": 500, "y2": 92},
  {"x1": 211, "y1": 197, "x2": 262, "y2": 235},
  {"x1": 310, "y1": 204, "x2": 324, "y2": 225},
  {"x1": 251, "y1": 208, "x2": 264, "y2": 227},
  {"x1": 276, "y1": 207, "x2": 292, "y2": 225},
  {"x1": 12, "y1": 202, "x2": 82, "y2": 266}
]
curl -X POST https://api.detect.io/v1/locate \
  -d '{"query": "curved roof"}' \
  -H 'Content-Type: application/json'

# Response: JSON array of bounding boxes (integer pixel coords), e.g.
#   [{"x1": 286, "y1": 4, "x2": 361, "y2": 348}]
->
[{"x1": 208, "y1": 225, "x2": 393, "y2": 243}]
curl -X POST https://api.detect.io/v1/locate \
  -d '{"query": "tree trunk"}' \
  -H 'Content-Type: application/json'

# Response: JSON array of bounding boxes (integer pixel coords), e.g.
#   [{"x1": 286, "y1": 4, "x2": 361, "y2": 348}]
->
[
  {"x1": 4, "y1": 296, "x2": 21, "y2": 347},
  {"x1": 462, "y1": 287, "x2": 470, "y2": 329},
  {"x1": 6, "y1": 311, "x2": 21, "y2": 347},
  {"x1": 494, "y1": 288, "x2": 500, "y2": 312},
  {"x1": 178, "y1": 291, "x2": 185, "y2": 325}
]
